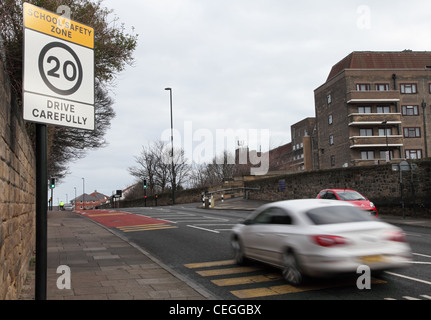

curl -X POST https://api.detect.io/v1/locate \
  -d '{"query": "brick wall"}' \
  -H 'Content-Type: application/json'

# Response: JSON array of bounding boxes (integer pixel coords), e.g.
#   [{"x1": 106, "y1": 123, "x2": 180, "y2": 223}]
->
[
  {"x1": 244, "y1": 161, "x2": 431, "y2": 217},
  {"x1": 0, "y1": 61, "x2": 36, "y2": 299}
]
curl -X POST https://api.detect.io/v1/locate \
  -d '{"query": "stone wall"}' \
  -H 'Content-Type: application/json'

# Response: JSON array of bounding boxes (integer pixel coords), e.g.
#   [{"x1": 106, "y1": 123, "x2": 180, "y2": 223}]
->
[
  {"x1": 0, "y1": 61, "x2": 36, "y2": 299},
  {"x1": 117, "y1": 187, "x2": 204, "y2": 209},
  {"x1": 244, "y1": 161, "x2": 431, "y2": 217}
]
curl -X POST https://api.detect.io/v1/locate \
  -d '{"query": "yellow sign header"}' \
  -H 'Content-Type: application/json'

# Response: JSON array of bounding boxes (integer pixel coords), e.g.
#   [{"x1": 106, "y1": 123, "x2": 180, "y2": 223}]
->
[{"x1": 23, "y1": 2, "x2": 94, "y2": 49}]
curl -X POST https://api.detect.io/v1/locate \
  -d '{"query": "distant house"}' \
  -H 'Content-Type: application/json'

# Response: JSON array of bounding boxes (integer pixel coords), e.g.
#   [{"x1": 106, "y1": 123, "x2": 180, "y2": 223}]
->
[{"x1": 72, "y1": 190, "x2": 109, "y2": 210}]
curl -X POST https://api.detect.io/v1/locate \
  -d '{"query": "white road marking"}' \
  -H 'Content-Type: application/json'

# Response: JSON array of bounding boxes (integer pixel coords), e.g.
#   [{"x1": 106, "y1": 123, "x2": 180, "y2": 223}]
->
[
  {"x1": 385, "y1": 271, "x2": 431, "y2": 286},
  {"x1": 187, "y1": 225, "x2": 220, "y2": 233}
]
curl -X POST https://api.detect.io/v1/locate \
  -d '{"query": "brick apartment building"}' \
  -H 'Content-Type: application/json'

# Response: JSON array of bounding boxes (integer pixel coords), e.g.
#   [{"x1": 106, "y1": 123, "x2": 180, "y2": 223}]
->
[
  {"x1": 314, "y1": 51, "x2": 431, "y2": 169},
  {"x1": 266, "y1": 118, "x2": 316, "y2": 172}
]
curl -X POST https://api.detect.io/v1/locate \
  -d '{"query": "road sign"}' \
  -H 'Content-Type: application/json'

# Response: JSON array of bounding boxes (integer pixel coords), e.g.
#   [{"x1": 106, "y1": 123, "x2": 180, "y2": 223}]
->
[{"x1": 23, "y1": 2, "x2": 94, "y2": 130}]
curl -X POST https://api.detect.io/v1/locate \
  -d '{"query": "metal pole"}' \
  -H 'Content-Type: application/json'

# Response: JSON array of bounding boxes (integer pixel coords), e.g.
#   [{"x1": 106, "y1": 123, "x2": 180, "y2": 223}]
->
[
  {"x1": 35, "y1": 124, "x2": 47, "y2": 300},
  {"x1": 82, "y1": 177, "x2": 85, "y2": 210},
  {"x1": 165, "y1": 88, "x2": 175, "y2": 204}
]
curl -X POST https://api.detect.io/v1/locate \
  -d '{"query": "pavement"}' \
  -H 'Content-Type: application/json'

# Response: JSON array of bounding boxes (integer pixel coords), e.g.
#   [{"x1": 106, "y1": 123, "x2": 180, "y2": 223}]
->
[
  {"x1": 19, "y1": 210, "x2": 215, "y2": 300},
  {"x1": 18, "y1": 198, "x2": 431, "y2": 300}
]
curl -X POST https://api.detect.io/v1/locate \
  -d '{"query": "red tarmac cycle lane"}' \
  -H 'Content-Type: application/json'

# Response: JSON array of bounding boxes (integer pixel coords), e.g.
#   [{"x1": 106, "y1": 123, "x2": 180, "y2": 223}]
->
[{"x1": 75, "y1": 209, "x2": 171, "y2": 228}]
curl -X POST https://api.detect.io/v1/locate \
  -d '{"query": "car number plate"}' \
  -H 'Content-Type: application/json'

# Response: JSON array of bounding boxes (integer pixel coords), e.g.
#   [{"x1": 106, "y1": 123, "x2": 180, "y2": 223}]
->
[{"x1": 358, "y1": 255, "x2": 385, "y2": 264}]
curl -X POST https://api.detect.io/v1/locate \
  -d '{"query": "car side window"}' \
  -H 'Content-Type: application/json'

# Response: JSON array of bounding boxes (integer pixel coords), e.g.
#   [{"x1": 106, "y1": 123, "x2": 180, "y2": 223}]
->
[
  {"x1": 252, "y1": 207, "x2": 295, "y2": 225},
  {"x1": 326, "y1": 191, "x2": 337, "y2": 200},
  {"x1": 270, "y1": 208, "x2": 294, "y2": 225},
  {"x1": 253, "y1": 209, "x2": 273, "y2": 224}
]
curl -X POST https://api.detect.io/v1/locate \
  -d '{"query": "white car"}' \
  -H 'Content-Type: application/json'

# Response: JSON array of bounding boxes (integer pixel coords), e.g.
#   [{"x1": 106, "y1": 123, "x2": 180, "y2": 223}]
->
[
  {"x1": 63, "y1": 203, "x2": 74, "y2": 211},
  {"x1": 231, "y1": 199, "x2": 411, "y2": 285}
]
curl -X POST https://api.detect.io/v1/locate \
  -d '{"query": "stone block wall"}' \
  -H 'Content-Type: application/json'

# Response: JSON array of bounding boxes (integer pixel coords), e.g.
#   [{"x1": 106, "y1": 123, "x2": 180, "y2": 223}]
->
[
  {"x1": 244, "y1": 161, "x2": 431, "y2": 217},
  {"x1": 0, "y1": 61, "x2": 36, "y2": 299}
]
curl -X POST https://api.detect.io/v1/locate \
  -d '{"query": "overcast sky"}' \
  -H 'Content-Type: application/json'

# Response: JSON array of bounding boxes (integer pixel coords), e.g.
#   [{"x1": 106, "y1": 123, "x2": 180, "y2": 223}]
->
[{"x1": 54, "y1": 0, "x2": 431, "y2": 203}]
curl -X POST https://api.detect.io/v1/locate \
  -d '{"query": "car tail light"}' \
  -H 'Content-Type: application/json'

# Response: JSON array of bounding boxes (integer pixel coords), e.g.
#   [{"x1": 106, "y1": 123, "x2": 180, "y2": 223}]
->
[
  {"x1": 385, "y1": 231, "x2": 407, "y2": 243},
  {"x1": 311, "y1": 235, "x2": 349, "y2": 247}
]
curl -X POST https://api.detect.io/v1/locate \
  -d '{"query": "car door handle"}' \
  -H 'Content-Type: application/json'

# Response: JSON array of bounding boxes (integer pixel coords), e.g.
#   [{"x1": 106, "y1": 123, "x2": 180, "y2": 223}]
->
[
  {"x1": 256, "y1": 233, "x2": 265, "y2": 237},
  {"x1": 277, "y1": 234, "x2": 288, "y2": 238}
]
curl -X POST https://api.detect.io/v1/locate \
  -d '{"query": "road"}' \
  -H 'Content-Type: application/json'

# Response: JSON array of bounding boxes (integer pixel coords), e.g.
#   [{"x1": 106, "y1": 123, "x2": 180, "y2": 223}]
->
[{"x1": 87, "y1": 203, "x2": 431, "y2": 300}]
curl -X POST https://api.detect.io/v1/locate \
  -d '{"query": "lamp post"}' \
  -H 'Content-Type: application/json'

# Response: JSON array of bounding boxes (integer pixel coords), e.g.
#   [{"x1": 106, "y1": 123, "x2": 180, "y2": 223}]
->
[
  {"x1": 82, "y1": 177, "x2": 85, "y2": 210},
  {"x1": 382, "y1": 120, "x2": 389, "y2": 162},
  {"x1": 165, "y1": 87, "x2": 175, "y2": 204}
]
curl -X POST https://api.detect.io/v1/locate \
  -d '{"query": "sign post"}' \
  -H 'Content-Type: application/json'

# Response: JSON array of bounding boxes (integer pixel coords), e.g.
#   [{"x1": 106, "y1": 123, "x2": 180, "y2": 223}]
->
[{"x1": 22, "y1": 2, "x2": 94, "y2": 300}]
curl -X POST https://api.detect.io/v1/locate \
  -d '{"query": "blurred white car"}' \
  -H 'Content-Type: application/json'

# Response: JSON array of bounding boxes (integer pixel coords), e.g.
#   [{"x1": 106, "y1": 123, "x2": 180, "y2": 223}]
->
[
  {"x1": 64, "y1": 203, "x2": 74, "y2": 211},
  {"x1": 231, "y1": 199, "x2": 411, "y2": 285}
]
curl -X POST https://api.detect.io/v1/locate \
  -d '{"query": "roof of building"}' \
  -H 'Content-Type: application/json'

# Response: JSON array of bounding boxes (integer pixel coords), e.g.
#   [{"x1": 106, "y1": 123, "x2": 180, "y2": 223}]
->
[
  {"x1": 327, "y1": 51, "x2": 431, "y2": 81},
  {"x1": 72, "y1": 193, "x2": 99, "y2": 202},
  {"x1": 90, "y1": 191, "x2": 109, "y2": 200}
]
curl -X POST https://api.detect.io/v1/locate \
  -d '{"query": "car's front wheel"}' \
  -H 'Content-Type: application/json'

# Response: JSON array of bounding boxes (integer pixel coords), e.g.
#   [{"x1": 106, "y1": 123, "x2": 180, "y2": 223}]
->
[
  {"x1": 231, "y1": 236, "x2": 247, "y2": 265},
  {"x1": 282, "y1": 250, "x2": 303, "y2": 286}
]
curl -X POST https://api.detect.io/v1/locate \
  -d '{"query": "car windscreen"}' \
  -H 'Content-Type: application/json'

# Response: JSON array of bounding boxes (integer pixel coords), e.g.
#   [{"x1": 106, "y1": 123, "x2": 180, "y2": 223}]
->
[
  {"x1": 336, "y1": 190, "x2": 366, "y2": 201},
  {"x1": 306, "y1": 206, "x2": 373, "y2": 225}
]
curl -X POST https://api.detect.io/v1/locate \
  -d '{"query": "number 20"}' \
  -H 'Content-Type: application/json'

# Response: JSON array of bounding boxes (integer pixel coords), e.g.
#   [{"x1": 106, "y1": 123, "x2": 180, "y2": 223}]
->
[{"x1": 46, "y1": 56, "x2": 77, "y2": 82}]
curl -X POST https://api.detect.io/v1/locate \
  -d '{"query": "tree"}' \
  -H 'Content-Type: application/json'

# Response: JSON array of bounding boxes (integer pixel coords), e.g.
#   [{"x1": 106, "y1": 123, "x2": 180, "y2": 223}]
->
[
  {"x1": 0, "y1": 0, "x2": 138, "y2": 180},
  {"x1": 189, "y1": 151, "x2": 236, "y2": 189},
  {"x1": 128, "y1": 141, "x2": 191, "y2": 195}
]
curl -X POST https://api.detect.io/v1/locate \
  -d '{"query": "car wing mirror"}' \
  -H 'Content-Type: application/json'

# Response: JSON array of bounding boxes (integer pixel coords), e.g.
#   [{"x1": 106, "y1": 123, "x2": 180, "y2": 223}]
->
[{"x1": 243, "y1": 219, "x2": 254, "y2": 225}]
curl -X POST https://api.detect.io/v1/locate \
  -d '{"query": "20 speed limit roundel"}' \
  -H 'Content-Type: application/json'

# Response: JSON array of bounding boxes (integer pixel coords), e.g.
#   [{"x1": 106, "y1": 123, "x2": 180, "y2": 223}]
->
[{"x1": 38, "y1": 42, "x2": 83, "y2": 96}]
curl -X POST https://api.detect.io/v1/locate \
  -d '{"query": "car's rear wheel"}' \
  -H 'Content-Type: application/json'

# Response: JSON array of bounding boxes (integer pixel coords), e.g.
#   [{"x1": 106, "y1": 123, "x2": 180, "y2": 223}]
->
[{"x1": 282, "y1": 250, "x2": 303, "y2": 285}]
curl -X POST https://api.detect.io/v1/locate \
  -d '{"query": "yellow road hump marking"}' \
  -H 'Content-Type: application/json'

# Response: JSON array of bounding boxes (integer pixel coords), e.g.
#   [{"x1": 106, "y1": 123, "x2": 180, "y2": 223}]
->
[
  {"x1": 230, "y1": 278, "x2": 386, "y2": 299},
  {"x1": 212, "y1": 274, "x2": 282, "y2": 286},
  {"x1": 184, "y1": 259, "x2": 388, "y2": 299},
  {"x1": 117, "y1": 223, "x2": 178, "y2": 232},
  {"x1": 88, "y1": 212, "x2": 126, "y2": 217},
  {"x1": 196, "y1": 266, "x2": 261, "y2": 277},
  {"x1": 185, "y1": 260, "x2": 235, "y2": 269}
]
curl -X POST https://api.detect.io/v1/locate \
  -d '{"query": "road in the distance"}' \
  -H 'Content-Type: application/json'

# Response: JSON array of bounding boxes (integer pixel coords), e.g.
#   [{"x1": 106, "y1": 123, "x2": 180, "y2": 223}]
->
[{"x1": 112, "y1": 204, "x2": 431, "y2": 300}]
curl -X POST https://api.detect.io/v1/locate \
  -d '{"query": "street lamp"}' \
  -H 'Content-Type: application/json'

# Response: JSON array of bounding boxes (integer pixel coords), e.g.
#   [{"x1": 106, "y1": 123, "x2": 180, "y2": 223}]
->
[
  {"x1": 82, "y1": 177, "x2": 85, "y2": 210},
  {"x1": 165, "y1": 87, "x2": 175, "y2": 204},
  {"x1": 382, "y1": 120, "x2": 390, "y2": 162}
]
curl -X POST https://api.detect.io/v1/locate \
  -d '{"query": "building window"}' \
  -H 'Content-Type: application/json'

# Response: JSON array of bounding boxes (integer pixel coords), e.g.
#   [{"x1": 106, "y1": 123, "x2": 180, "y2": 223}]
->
[
  {"x1": 378, "y1": 128, "x2": 392, "y2": 136},
  {"x1": 361, "y1": 151, "x2": 374, "y2": 160},
  {"x1": 356, "y1": 84, "x2": 371, "y2": 91},
  {"x1": 329, "y1": 135, "x2": 334, "y2": 145},
  {"x1": 406, "y1": 149, "x2": 422, "y2": 159},
  {"x1": 375, "y1": 84, "x2": 389, "y2": 91},
  {"x1": 402, "y1": 105, "x2": 419, "y2": 116},
  {"x1": 327, "y1": 94, "x2": 332, "y2": 104},
  {"x1": 358, "y1": 106, "x2": 372, "y2": 113},
  {"x1": 377, "y1": 106, "x2": 390, "y2": 113},
  {"x1": 330, "y1": 155, "x2": 335, "y2": 166},
  {"x1": 400, "y1": 83, "x2": 417, "y2": 94},
  {"x1": 379, "y1": 150, "x2": 393, "y2": 159},
  {"x1": 360, "y1": 128, "x2": 373, "y2": 136},
  {"x1": 404, "y1": 127, "x2": 421, "y2": 138},
  {"x1": 328, "y1": 114, "x2": 333, "y2": 124}
]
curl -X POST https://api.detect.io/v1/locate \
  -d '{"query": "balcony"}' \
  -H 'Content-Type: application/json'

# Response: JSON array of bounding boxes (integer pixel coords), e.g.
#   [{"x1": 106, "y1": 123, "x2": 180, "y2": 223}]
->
[
  {"x1": 348, "y1": 113, "x2": 401, "y2": 126},
  {"x1": 349, "y1": 135, "x2": 403, "y2": 148},
  {"x1": 346, "y1": 90, "x2": 400, "y2": 104}
]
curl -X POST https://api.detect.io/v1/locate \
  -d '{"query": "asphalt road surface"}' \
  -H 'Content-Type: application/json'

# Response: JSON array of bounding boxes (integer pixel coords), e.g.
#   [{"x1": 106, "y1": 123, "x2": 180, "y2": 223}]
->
[{"x1": 87, "y1": 203, "x2": 431, "y2": 300}]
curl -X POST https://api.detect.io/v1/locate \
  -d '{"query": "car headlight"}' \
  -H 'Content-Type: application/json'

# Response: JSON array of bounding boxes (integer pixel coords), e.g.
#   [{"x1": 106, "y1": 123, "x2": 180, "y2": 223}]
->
[{"x1": 370, "y1": 202, "x2": 375, "y2": 208}]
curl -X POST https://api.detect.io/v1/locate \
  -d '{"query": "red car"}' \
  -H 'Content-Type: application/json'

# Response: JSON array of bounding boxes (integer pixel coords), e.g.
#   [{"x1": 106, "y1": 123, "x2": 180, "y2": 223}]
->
[{"x1": 316, "y1": 189, "x2": 378, "y2": 217}]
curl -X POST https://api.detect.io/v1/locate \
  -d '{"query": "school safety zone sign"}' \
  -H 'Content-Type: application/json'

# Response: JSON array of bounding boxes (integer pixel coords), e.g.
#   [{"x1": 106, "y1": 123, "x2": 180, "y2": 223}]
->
[{"x1": 23, "y1": 2, "x2": 94, "y2": 130}]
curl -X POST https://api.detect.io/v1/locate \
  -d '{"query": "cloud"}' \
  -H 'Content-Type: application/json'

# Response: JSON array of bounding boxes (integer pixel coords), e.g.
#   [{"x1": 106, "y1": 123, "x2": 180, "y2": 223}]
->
[{"x1": 52, "y1": 0, "x2": 431, "y2": 201}]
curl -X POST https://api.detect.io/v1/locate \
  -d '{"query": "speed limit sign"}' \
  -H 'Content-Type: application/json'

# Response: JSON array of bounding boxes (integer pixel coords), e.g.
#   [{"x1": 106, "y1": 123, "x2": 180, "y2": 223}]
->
[{"x1": 23, "y1": 2, "x2": 94, "y2": 130}]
